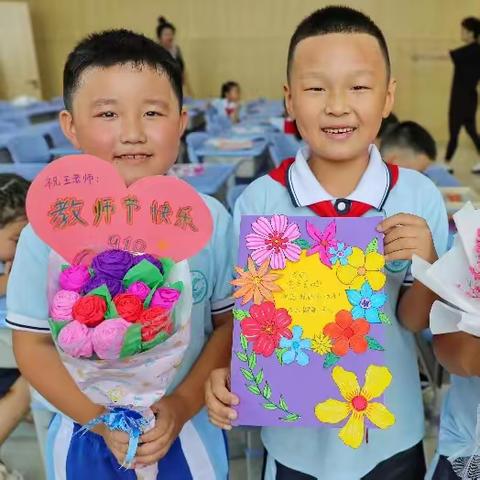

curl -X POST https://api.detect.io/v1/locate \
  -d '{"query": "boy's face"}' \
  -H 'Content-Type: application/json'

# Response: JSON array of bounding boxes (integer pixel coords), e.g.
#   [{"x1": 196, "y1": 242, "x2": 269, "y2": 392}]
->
[
  {"x1": 285, "y1": 33, "x2": 396, "y2": 164},
  {"x1": 227, "y1": 86, "x2": 241, "y2": 103},
  {"x1": 60, "y1": 64, "x2": 187, "y2": 186},
  {"x1": 0, "y1": 218, "x2": 27, "y2": 263}
]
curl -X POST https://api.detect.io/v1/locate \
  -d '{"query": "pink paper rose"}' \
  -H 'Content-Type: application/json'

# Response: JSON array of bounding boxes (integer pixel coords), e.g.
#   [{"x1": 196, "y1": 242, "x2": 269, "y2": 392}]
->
[
  {"x1": 59, "y1": 265, "x2": 91, "y2": 293},
  {"x1": 92, "y1": 318, "x2": 130, "y2": 360},
  {"x1": 126, "y1": 282, "x2": 150, "y2": 301},
  {"x1": 50, "y1": 290, "x2": 81, "y2": 321},
  {"x1": 150, "y1": 288, "x2": 181, "y2": 310},
  {"x1": 57, "y1": 321, "x2": 93, "y2": 358}
]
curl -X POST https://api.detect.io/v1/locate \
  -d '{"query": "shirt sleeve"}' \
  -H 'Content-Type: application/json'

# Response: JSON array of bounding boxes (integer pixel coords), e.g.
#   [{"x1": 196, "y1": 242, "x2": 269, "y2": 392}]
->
[
  {"x1": 6, "y1": 224, "x2": 51, "y2": 333},
  {"x1": 208, "y1": 198, "x2": 235, "y2": 315}
]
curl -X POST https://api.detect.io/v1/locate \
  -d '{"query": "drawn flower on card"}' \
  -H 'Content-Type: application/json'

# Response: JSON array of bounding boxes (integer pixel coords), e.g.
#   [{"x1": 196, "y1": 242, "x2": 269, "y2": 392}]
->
[
  {"x1": 311, "y1": 333, "x2": 333, "y2": 355},
  {"x1": 314, "y1": 365, "x2": 395, "y2": 448},
  {"x1": 337, "y1": 245, "x2": 386, "y2": 291},
  {"x1": 279, "y1": 325, "x2": 312, "y2": 366},
  {"x1": 329, "y1": 242, "x2": 353, "y2": 267},
  {"x1": 346, "y1": 282, "x2": 387, "y2": 324},
  {"x1": 323, "y1": 310, "x2": 370, "y2": 357},
  {"x1": 232, "y1": 258, "x2": 282, "y2": 305},
  {"x1": 240, "y1": 302, "x2": 293, "y2": 357},
  {"x1": 246, "y1": 215, "x2": 301, "y2": 270},
  {"x1": 306, "y1": 220, "x2": 337, "y2": 267}
]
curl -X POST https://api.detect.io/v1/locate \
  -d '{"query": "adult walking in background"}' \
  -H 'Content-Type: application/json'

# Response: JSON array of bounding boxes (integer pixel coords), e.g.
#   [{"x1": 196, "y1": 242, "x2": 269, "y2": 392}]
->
[
  {"x1": 156, "y1": 16, "x2": 194, "y2": 96},
  {"x1": 445, "y1": 17, "x2": 480, "y2": 172}
]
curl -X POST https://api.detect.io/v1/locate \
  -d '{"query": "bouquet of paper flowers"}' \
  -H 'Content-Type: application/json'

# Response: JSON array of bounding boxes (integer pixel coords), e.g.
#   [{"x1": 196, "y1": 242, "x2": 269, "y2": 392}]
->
[
  {"x1": 47, "y1": 248, "x2": 192, "y2": 477},
  {"x1": 412, "y1": 202, "x2": 480, "y2": 479}
]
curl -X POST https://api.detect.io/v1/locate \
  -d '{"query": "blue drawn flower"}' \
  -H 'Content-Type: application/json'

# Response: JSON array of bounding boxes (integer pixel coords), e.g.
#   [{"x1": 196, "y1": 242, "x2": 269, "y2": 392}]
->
[
  {"x1": 346, "y1": 281, "x2": 387, "y2": 324},
  {"x1": 328, "y1": 242, "x2": 353, "y2": 267},
  {"x1": 279, "y1": 325, "x2": 312, "y2": 366}
]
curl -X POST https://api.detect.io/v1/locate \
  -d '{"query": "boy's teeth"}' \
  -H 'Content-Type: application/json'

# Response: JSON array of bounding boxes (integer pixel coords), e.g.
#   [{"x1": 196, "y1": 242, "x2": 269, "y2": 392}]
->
[{"x1": 323, "y1": 127, "x2": 354, "y2": 134}]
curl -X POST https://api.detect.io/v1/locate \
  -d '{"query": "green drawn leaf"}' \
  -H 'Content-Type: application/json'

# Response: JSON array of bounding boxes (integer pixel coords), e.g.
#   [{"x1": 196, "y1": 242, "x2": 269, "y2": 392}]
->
[
  {"x1": 248, "y1": 352, "x2": 257, "y2": 370},
  {"x1": 366, "y1": 336, "x2": 385, "y2": 351},
  {"x1": 323, "y1": 352, "x2": 341, "y2": 369},
  {"x1": 263, "y1": 402, "x2": 277, "y2": 410},
  {"x1": 233, "y1": 309, "x2": 249, "y2": 321},
  {"x1": 293, "y1": 238, "x2": 311, "y2": 250},
  {"x1": 236, "y1": 351, "x2": 248, "y2": 362},
  {"x1": 247, "y1": 384, "x2": 261, "y2": 395},
  {"x1": 275, "y1": 348, "x2": 287, "y2": 365},
  {"x1": 279, "y1": 396, "x2": 289, "y2": 412},
  {"x1": 255, "y1": 369, "x2": 264, "y2": 384},
  {"x1": 240, "y1": 368, "x2": 254, "y2": 382},
  {"x1": 365, "y1": 238, "x2": 379, "y2": 254},
  {"x1": 281, "y1": 413, "x2": 301, "y2": 422},
  {"x1": 240, "y1": 333, "x2": 248, "y2": 351},
  {"x1": 379, "y1": 312, "x2": 392, "y2": 325},
  {"x1": 263, "y1": 382, "x2": 272, "y2": 399}
]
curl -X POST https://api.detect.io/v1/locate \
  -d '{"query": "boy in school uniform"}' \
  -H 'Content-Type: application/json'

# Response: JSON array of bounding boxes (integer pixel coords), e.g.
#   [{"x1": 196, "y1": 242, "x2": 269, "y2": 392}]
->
[
  {"x1": 7, "y1": 30, "x2": 233, "y2": 479},
  {"x1": 381, "y1": 121, "x2": 461, "y2": 187},
  {"x1": 205, "y1": 7, "x2": 448, "y2": 480}
]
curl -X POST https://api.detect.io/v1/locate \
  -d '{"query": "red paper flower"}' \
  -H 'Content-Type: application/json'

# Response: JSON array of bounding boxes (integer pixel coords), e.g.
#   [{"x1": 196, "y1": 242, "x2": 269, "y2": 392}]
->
[
  {"x1": 241, "y1": 301, "x2": 293, "y2": 357},
  {"x1": 138, "y1": 307, "x2": 172, "y2": 342},
  {"x1": 114, "y1": 293, "x2": 143, "y2": 322},
  {"x1": 72, "y1": 295, "x2": 107, "y2": 327},
  {"x1": 323, "y1": 310, "x2": 370, "y2": 357}
]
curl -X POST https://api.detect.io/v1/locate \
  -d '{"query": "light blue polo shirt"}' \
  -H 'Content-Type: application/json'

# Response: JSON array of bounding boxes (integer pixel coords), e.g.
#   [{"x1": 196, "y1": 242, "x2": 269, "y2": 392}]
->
[
  {"x1": 7, "y1": 194, "x2": 233, "y2": 479},
  {"x1": 233, "y1": 145, "x2": 449, "y2": 479}
]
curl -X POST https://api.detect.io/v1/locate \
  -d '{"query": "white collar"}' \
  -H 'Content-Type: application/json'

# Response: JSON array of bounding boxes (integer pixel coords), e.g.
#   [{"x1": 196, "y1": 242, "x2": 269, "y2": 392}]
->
[{"x1": 287, "y1": 144, "x2": 390, "y2": 210}]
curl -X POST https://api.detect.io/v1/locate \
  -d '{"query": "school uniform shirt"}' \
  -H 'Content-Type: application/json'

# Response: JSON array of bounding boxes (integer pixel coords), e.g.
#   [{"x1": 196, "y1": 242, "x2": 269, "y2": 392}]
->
[
  {"x1": 233, "y1": 144, "x2": 449, "y2": 480},
  {"x1": 6, "y1": 194, "x2": 233, "y2": 480},
  {"x1": 423, "y1": 164, "x2": 461, "y2": 188}
]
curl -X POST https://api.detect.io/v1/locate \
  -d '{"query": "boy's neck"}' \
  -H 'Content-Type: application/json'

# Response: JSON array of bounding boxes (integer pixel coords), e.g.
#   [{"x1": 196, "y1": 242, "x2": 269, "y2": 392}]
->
[{"x1": 307, "y1": 149, "x2": 371, "y2": 199}]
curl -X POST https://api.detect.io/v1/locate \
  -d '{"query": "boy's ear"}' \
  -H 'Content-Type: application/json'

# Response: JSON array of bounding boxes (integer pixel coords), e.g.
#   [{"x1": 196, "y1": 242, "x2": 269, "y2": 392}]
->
[
  {"x1": 283, "y1": 83, "x2": 294, "y2": 120},
  {"x1": 178, "y1": 108, "x2": 189, "y2": 138},
  {"x1": 59, "y1": 110, "x2": 81, "y2": 149},
  {"x1": 382, "y1": 78, "x2": 397, "y2": 118}
]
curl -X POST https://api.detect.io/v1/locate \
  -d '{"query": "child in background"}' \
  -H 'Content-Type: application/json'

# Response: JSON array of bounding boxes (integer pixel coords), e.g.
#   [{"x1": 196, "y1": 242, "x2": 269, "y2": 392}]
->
[
  {"x1": 381, "y1": 121, "x2": 461, "y2": 187},
  {"x1": 206, "y1": 6, "x2": 448, "y2": 480},
  {"x1": 213, "y1": 81, "x2": 241, "y2": 123},
  {"x1": 7, "y1": 30, "x2": 233, "y2": 479},
  {"x1": 374, "y1": 112, "x2": 398, "y2": 147},
  {"x1": 0, "y1": 174, "x2": 30, "y2": 479}
]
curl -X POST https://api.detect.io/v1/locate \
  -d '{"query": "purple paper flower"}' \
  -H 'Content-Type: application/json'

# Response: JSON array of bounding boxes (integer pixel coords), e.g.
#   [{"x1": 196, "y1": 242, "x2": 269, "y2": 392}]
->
[
  {"x1": 126, "y1": 281, "x2": 150, "y2": 301},
  {"x1": 91, "y1": 250, "x2": 134, "y2": 280},
  {"x1": 131, "y1": 254, "x2": 163, "y2": 274},
  {"x1": 83, "y1": 275, "x2": 123, "y2": 298}
]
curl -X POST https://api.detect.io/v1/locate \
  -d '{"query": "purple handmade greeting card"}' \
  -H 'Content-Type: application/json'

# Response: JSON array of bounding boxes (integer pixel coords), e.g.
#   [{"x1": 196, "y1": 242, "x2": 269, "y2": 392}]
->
[{"x1": 230, "y1": 215, "x2": 395, "y2": 449}]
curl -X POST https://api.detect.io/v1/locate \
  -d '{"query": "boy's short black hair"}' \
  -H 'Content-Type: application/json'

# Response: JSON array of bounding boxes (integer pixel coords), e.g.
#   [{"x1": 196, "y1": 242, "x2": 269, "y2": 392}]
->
[
  {"x1": 287, "y1": 6, "x2": 391, "y2": 80},
  {"x1": 0, "y1": 174, "x2": 30, "y2": 228},
  {"x1": 63, "y1": 29, "x2": 183, "y2": 111},
  {"x1": 221, "y1": 81, "x2": 240, "y2": 98},
  {"x1": 377, "y1": 113, "x2": 399, "y2": 139},
  {"x1": 381, "y1": 121, "x2": 437, "y2": 161}
]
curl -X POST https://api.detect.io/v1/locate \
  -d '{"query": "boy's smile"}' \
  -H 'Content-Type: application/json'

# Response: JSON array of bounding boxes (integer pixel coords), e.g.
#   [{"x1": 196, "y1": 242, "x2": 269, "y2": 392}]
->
[{"x1": 60, "y1": 63, "x2": 187, "y2": 186}]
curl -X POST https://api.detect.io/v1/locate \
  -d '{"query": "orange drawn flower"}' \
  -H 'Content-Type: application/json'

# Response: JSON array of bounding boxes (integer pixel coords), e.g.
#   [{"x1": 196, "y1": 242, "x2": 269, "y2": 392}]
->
[{"x1": 232, "y1": 257, "x2": 282, "y2": 305}]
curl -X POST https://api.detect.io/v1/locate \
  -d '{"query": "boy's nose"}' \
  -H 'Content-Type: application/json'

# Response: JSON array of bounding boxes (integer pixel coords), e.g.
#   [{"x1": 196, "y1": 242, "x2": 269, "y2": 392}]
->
[
  {"x1": 324, "y1": 92, "x2": 350, "y2": 116},
  {"x1": 120, "y1": 117, "x2": 147, "y2": 143}
]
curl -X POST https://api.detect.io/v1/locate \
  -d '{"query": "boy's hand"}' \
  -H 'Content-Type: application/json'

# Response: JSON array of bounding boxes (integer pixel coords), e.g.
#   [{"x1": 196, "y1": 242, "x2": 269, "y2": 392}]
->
[
  {"x1": 95, "y1": 424, "x2": 131, "y2": 467},
  {"x1": 205, "y1": 367, "x2": 239, "y2": 430},
  {"x1": 378, "y1": 213, "x2": 437, "y2": 263},
  {"x1": 133, "y1": 395, "x2": 187, "y2": 466}
]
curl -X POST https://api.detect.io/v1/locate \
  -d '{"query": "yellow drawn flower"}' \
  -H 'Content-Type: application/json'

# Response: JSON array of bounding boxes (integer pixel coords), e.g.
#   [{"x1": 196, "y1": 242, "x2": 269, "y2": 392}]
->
[
  {"x1": 311, "y1": 333, "x2": 332, "y2": 355},
  {"x1": 232, "y1": 257, "x2": 282, "y2": 305},
  {"x1": 315, "y1": 365, "x2": 395, "y2": 449},
  {"x1": 336, "y1": 247, "x2": 386, "y2": 291}
]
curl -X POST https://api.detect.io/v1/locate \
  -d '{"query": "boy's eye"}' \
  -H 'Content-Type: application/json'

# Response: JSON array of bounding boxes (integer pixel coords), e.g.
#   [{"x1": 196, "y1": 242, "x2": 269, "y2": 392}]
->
[
  {"x1": 352, "y1": 86, "x2": 371, "y2": 91},
  {"x1": 145, "y1": 111, "x2": 163, "y2": 117},
  {"x1": 305, "y1": 87, "x2": 325, "y2": 92},
  {"x1": 97, "y1": 111, "x2": 117, "y2": 118}
]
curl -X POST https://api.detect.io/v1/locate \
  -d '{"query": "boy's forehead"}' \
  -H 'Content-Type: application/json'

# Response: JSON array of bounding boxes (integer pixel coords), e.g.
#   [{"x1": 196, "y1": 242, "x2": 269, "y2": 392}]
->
[{"x1": 291, "y1": 33, "x2": 387, "y2": 78}]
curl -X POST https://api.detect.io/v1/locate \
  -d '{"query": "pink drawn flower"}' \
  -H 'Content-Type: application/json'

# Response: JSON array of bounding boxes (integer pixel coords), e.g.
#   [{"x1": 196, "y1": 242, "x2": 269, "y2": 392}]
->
[
  {"x1": 306, "y1": 220, "x2": 338, "y2": 267},
  {"x1": 246, "y1": 215, "x2": 301, "y2": 270}
]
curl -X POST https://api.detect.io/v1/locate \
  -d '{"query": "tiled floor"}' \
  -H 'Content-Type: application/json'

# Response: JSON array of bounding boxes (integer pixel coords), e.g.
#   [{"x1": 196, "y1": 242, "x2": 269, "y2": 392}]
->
[{"x1": 1, "y1": 142, "x2": 478, "y2": 480}]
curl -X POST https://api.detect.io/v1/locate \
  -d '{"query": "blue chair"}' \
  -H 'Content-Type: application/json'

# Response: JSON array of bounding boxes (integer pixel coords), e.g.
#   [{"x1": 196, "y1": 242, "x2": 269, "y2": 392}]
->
[
  {"x1": 227, "y1": 184, "x2": 248, "y2": 212},
  {"x1": 270, "y1": 132, "x2": 300, "y2": 160},
  {"x1": 6, "y1": 133, "x2": 51, "y2": 163},
  {"x1": 0, "y1": 121, "x2": 16, "y2": 134},
  {"x1": 44, "y1": 122, "x2": 70, "y2": 148},
  {"x1": 186, "y1": 132, "x2": 209, "y2": 164},
  {"x1": 0, "y1": 163, "x2": 46, "y2": 180},
  {"x1": 0, "y1": 110, "x2": 30, "y2": 128}
]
